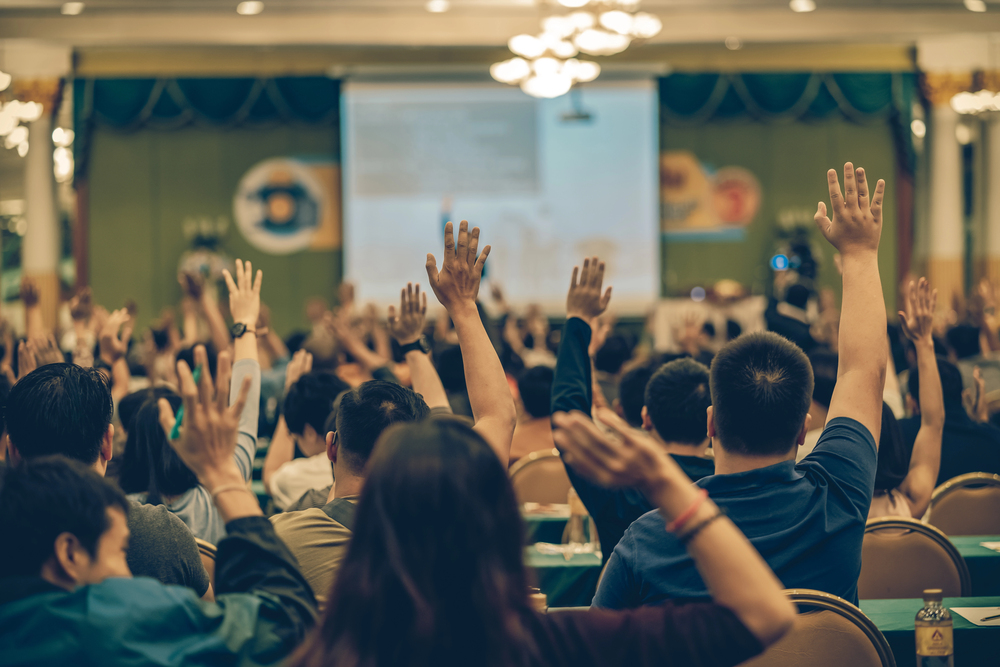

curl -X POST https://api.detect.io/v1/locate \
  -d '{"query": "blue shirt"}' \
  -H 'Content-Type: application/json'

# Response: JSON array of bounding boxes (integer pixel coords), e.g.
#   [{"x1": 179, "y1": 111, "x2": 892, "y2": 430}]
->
[{"x1": 594, "y1": 417, "x2": 876, "y2": 608}]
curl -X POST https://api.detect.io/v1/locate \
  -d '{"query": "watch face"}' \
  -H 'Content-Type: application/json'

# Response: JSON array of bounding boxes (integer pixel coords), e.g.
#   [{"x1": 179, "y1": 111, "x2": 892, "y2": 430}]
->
[
  {"x1": 418, "y1": 337, "x2": 432, "y2": 353},
  {"x1": 231, "y1": 323, "x2": 247, "y2": 338}
]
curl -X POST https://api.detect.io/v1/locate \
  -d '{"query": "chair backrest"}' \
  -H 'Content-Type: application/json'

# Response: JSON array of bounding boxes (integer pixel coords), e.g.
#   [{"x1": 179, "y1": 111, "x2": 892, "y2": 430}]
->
[
  {"x1": 194, "y1": 537, "x2": 217, "y2": 588},
  {"x1": 859, "y1": 518, "x2": 971, "y2": 599},
  {"x1": 926, "y1": 472, "x2": 1000, "y2": 536},
  {"x1": 740, "y1": 589, "x2": 895, "y2": 667},
  {"x1": 509, "y1": 448, "x2": 573, "y2": 505}
]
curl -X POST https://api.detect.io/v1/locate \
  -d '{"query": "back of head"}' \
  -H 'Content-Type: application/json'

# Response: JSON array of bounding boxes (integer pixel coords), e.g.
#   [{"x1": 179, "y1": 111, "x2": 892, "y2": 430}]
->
[
  {"x1": 617, "y1": 364, "x2": 654, "y2": 428},
  {"x1": 908, "y1": 356, "x2": 963, "y2": 406},
  {"x1": 435, "y1": 345, "x2": 466, "y2": 393},
  {"x1": 118, "y1": 387, "x2": 176, "y2": 437},
  {"x1": 6, "y1": 364, "x2": 113, "y2": 465},
  {"x1": 710, "y1": 331, "x2": 814, "y2": 456},
  {"x1": 284, "y1": 372, "x2": 351, "y2": 437},
  {"x1": 298, "y1": 419, "x2": 531, "y2": 667},
  {"x1": 0, "y1": 372, "x2": 12, "y2": 436},
  {"x1": 946, "y1": 324, "x2": 981, "y2": 360},
  {"x1": 875, "y1": 402, "x2": 910, "y2": 492},
  {"x1": 644, "y1": 358, "x2": 711, "y2": 445},
  {"x1": 517, "y1": 366, "x2": 554, "y2": 420},
  {"x1": 594, "y1": 335, "x2": 631, "y2": 375},
  {"x1": 785, "y1": 284, "x2": 811, "y2": 310},
  {"x1": 335, "y1": 381, "x2": 431, "y2": 473},
  {"x1": 0, "y1": 455, "x2": 128, "y2": 576},
  {"x1": 120, "y1": 393, "x2": 198, "y2": 500},
  {"x1": 808, "y1": 349, "x2": 839, "y2": 409}
]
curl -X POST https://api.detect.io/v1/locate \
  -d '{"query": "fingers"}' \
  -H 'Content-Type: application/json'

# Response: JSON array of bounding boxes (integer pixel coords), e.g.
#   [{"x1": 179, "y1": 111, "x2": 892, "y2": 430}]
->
[
  {"x1": 907, "y1": 279, "x2": 916, "y2": 317},
  {"x1": 175, "y1": 358, "x2": 199, "y2": 422},
  {"x1": 304, "y1": 351, "x2": 313, "y2": 374},
  {"x1": 425, "y1": 254, "x2": 440, "y2": 289},
  {"x1": 215, "y1": 350, "x2": 233, "y2": 414},
  {"x1": 843, "y1": 162, "x2": 858, "y2": 209},
  {"x1": 591, "y1": 259, "x2": 605, "y2": 289},
  {"x1": 388, "y1": 304, "x2": 397, "y2": 327},
  {"x1": 443, "y1": 221, "x2": 455, "y2": 260},
  {"x1": 814, "y1": 202, "x2": 832, "y2": 239},
  {"x1": 194, "y1": 345, "x2": 213, "y2": 408},
  {"x1": 570, "y1": 265, "x2": 579, "y2": 290},
  {"x1": 468, "y1": 226, "x2": 480, "y2": 268},
  {"x1": 473, "y1": 245, "x2": 491, "y2": 276},
  {"x1": 856, "y1": 166, "x2": 870, "y2": 210},
  {"x1": 897, "y1": 313, "x2": 910, "y2": 340},
  {"x1": 580, "y1": 258, "x2": 591, "y2": 287},
  {"x1": 600, "y1": 287, "x2": 613, "y2": 310},
  {"x1": 158, "y1": 398, "x2": 178, "y2": 439},
  {"x1": 253, "y1": 269, "x2": 263, "y2": 295},
  {"x1": 421, "y1": 290, "x2": 428, "y2": 315},
  {"x1": 222, "y1": 269, "x2": 238, "y2": 296},
  {"x1": 871, "y1": 179, "x2": 886, "y2": 223},
  {"x1": 228, "y1": 375, "x2": 253, "y2": 424},
  {"x1": 826, "y1": 169, "x2": 843, "y2": 215},
  {"x1": 405, "y1": 283, "x2": 414, "y2": 315},
  {"x1": 929, "y1": 287, "x2": 938, "y2": 313},
  {"x1": 456, "y1": 220, "x2": 469, "y2": 263}
]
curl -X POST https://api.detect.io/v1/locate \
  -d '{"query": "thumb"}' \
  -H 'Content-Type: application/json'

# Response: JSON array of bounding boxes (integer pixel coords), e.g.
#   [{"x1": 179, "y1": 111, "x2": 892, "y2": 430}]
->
[
  {"x1": 425, "y1": 254, "x2": 440, "y2": 288},
  {"x1": 158, "y1": 398, "x2": 177, "y2": 439}
]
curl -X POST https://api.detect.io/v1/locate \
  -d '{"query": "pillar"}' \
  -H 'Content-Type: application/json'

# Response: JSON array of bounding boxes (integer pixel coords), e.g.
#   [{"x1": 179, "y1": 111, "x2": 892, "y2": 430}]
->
[{"x1": 987, "y1": 116, "x2": 1000, "y2": 287}]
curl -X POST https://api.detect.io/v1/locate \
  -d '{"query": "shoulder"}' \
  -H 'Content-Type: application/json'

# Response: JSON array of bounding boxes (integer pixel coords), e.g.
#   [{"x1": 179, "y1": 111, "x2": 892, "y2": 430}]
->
[{"x1": 127, "y1": 499, "x2": 184, "y2": 532}]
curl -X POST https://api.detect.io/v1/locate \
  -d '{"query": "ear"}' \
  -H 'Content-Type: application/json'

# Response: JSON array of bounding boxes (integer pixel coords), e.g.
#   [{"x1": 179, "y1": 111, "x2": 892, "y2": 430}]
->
[
  {"x1": 640, "y1": 406, "x2": 654, "y2": 432},
  {"x1": 51, "y1": 532, "x2": 90, "y2": 588},
  {"x1": 101, "y1": 424, "x2": 114, "y2": 464},
  {"x1": 796, "y1": 413, "x2": 813, "y2": 447},
  {"x1": 706, "y1": 405, "x2": 717, "y2": 439},
  {"x1": 326, "y1": 431, "x2": 338, "y2": 463}
]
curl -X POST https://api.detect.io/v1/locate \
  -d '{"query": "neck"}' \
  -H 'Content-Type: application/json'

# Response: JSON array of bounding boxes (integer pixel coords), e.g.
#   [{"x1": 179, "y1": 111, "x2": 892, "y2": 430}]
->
[
  {"x1": 711, "y1": 441, "x2": 796, "y2": 475},
  {"x1": 331, "y1": 465, "x2": 365, "y2": 499},
  {"x1": 807, "y1": 402, "x2": 828, "y2": 432},
  {"x1": 652, "y1": 432, "x2": 709, "y2": 458}
]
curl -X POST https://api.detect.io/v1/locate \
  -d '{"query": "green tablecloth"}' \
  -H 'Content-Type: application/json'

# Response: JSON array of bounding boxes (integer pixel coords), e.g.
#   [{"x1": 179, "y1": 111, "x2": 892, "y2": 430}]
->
[
  {"x1": 525, "y1": 546, "x2": 602, "y2": 608},
  {"x1": 950, "y1": 536, "x2": 1000, "y2": 597},
  {"x1": 861, "y1": 596, "x2": 1000, "y2": 666},
  {"x1": 523, "y1": 514, "x2": 569, "y2": 545}
]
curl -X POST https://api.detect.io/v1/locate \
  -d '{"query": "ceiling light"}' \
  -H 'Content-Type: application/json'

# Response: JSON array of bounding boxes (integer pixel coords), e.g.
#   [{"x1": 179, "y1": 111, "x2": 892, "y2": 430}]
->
[
  {"x1": 574, "y1": 29, "x2": 631, "y2": 56},
  {"x1": 5, "y1": 126, "x2": 28, "y2": 149},
  {"x1": 542, "y1": 16, "x2": 575, "y2": 39},
  {"x1": 490, "y1": 58, "x2": 531, "y2": 85},
  {"x1": 562, "y1": 59, "x2": 601, "y2": 83},
  {"x1": 425, "y1": 0, "x2": 450, "y2": 12},
  {"x1": 521, "y1": 73, "x2": 574, "y2": 99},
  {"x1": 964, "y1": 0, "x2": 987, "y2": 11},
  {"x1": 0, "y1": 71, "x2": 11, "y2": 92},
  {"x1": 725, "y1": 36, "x2": 742, "y2": 51},
  {"x1": 789, "y1": 0, "x2": 816, "y2": 12},
  {"x1": 910, "y1": 119, "x2": 926, "y2": 138},
  {"x1": 629, "y1": 12, "x2": 662, "y2": 39},
  {"x1": 52, "y1": 127, "x2": 75, "y2": 146},
  {"x1": 509, "y1": 34, "x2": 547, "y2": 59},
  {"x1": 600, "y1": 10, "x2": 634, "y2": 35},
  {"x1": 557, "y1": 0, "x2": 591, "y2": 7},
  {"x1": 16, "y1": 142, "x2": 28, "y2": 157},
  {"x1": 567, "y1": 11, "x2": 596, "y2": 30},
  {"x1": 60, "y1": 2, "x2": 84, "y2": 15},
  {"x1": 236, "y1": 1, "x2": 264, "y2": 16}
]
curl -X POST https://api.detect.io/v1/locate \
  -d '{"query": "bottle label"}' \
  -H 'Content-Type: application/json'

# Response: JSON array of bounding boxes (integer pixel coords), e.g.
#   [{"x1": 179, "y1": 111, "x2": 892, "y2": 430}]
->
[{"x1": 915, "y1": 625, "x2": 953, "y2": 657}]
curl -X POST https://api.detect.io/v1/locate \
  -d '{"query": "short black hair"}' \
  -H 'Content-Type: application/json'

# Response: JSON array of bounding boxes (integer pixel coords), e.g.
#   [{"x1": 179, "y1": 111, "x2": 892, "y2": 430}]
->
[
  {"x1": 785, "y1": 284, "x2": 810, "y2": 309},
  {"x1": 118, "y1": 387, "x2": 175, "y2": 436},
  {"x1": 336, "y1": 381, "x2": 431, "y2": 472},
  {"x1": 517, "y1": 366, "x2": 554, "y2": 420},
  {"x1": 0, "y1": 372, "x2": 12, "y2": 435},
  {"x1": 284, "y1": 372, "x2": 351, "y2": 437},
  {"x1": 617, "y1": 364, "x2": 654, "y2": 428},
  {"x1": 644, "y1": 358, "x2": 711, "y2": 445},
  {"x1": 726, "y1": 319, "x2": 742, "y2": 341},
  {"x1": 710, "y1": 331, "x2": 813, "y2": 456},
  {"x1": 6, "y1": 364, "x2": 113, "y2": 465},
  {"x1": 0, "y1": 455, "x2": 128, "y2": 576},
  {"x1": 808, "y1": 349, "x2": 839, "y2": 409},
  {"x1": 909, "y1": 356, "x2": 963, "y2": 406},
  {"x1": 435, "y1": 345, "x2": 466, "y2": 393},
  {"x1": 946, "y1": 324, "x2": 981, "y2": 360},
  {"x1": 875, "y1": 402, "x2": 910, "y2": 492},
  {"x1": 594, "y1": 335, "x2": 631, "y2": 375}
]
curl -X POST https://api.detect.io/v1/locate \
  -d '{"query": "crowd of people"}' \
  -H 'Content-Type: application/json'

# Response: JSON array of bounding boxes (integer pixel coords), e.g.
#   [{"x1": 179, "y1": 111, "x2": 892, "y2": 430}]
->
[{"x1": 0, "y1": 161, "x2": 996, "y2": 665}]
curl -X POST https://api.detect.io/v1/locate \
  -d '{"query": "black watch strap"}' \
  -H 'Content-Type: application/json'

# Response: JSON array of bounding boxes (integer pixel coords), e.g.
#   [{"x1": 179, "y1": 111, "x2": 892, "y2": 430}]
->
[
  {"x1": 398, "y1": 337, "x2": 430, "y2": 355},
  {"x1": 230, "y1": 322, "x2": 256, "y2": 339}
]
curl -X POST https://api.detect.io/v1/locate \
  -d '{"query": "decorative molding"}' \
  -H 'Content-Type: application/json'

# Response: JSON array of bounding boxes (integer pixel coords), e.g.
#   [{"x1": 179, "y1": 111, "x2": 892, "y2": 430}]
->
[
  {"x1": 11, "y1": 78, "x2": 62, "y2": 109},
  {"x1": 920, "y1": 71, "x2": 973, "y2": 106}
]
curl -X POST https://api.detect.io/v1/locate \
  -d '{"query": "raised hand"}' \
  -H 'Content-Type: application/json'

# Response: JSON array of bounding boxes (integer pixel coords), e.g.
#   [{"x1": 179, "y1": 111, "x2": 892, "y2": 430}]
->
[
  {"x1": 178, "y1": 271, "x2": 205, "y2": 301},
  {"x1": 222, "y1": 259, "x2": 262, "y2": 328},
  {"x1": 158, "y1": 346, "x2": 253, "y2": 488},
  {"x1": 426, "y1": 220, "x2": 490, "y2": 313},
  {"x1": 99, "y1": 307, "x2": 134, "y2": 365},
  {"x1": 898, "y1": 277, "x2": 937, "y2": 345},
  {"x1": 814, "y1": 162, "x2": 884, "y2": 257},
  {"x1": 19, "y1": 277, "x2": 39, "y2": 308},
  {"x1": 566, "y1": 256, "x2": 612, "y2": 323},
  {"x1": 284, "y1": 348, "x2": 313, "y2": 393},
  {"x1": 17, "y1": 340, "x2": 37, "y2": 380},
  {"x1": 388, "y1": 282, "x2": 428, "y2": 345},
  {"x1": 33, "y1": 334, "x2": 64, "y2": 366},
  {"x1": 69, "y1": 288, "x2": 93, "y2": 322}
]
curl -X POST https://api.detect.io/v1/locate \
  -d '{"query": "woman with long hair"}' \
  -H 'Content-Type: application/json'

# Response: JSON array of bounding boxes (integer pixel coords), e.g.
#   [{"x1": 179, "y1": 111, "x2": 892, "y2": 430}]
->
[{"x1": 290, "y1": 414, "x2": 795, "y2": 667}]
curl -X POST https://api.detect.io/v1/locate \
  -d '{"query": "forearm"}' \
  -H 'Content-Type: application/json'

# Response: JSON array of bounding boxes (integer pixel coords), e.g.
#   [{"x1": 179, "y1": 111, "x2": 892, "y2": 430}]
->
[
  {"x1": 915, "y1": 340, "x2": 944, "y2": 431},
  {"x1": 110, "y1": 358, "x2": 132, "y2": 404},
  {"x1": 551, "y1": 318, "x2": 593, "y2": 415},
  {"x1": 900, "y1": 340, "x2": 944, "y2": 515},
  {"x1": 340, "y1": 333, "x2": 389, "y2": 372},
  {"x1": 202, "y1": 296, "x2": 234, "y2": 357},
  {"x1": 452, "y1": 303, "x2": 516, "y2": 464},
  {"x1": 230, "y1": 359, "x2": 261, "y2": 479},
  {"x1": 406, "y1": 350, "x2": 450, "y2": 410},
  {"x1": 263, "y1": 416, "x2": 295, "y2": 492},
  {"x1": 25, "y1": 306, "x2": 45, "y2": 341}
]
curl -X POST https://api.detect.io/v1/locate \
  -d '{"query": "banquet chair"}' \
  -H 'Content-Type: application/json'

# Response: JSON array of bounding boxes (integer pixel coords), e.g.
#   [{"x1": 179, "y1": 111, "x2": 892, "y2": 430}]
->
[
  {"x1": 925, "y1": 473, "x2": 1000, "y2": 536},
  {"x1": 739, "y1": 589, "x2": 895, "y2": 667},
  {"x1": 194, "y1": 537, "x2": 217, "y2": 588},
  {"x1": 509, "y1": 449, "x2": 573, "y2": 505},
  {"x1": 859, "y1": 518, "x2": 970, "y2": 599}
]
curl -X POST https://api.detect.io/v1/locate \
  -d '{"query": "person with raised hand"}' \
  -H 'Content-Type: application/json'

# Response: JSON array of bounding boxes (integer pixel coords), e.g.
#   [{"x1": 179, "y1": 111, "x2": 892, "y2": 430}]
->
[
  {"x1": 388, "y1": 281, "x2": 451, "y2": 413},
  {"x1": 222, "y1": 258, "x2": 263, "y2": 365},
  {"x1": 0, "y1": 352, "x2": 316, "y2": 665},
  {"x1": 98, "y1": 307, "x2": 134, "y2": 404},
  {"x1": 593, "y1": 163, "x2": 888, "y2": 610},
  {"x1": 871, "y1": 278, "x2": 943, "y2": 519},
  {"x1": 426, "y1": 220, "x2": 516, "y2": 465}
]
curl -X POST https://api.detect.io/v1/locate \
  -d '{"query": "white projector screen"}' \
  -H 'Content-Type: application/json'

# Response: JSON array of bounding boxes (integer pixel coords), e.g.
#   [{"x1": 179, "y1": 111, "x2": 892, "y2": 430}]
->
[{"x1": 342, "y1": 80, "x2": 659, "y2": 315}]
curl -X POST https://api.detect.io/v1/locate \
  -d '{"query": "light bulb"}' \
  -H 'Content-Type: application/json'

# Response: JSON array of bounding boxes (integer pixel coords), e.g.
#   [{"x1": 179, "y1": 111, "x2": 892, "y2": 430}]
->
[
  {"x1": 533, "y1": 57, "x2": 562, "y2": 77},
  {"x1": 557, "y1": 0, "x2": 591, "y2": 7},
  {"x1": 490, "y1": 58, "x2": 531, "y2": 84},
  {"x1": 564, "y1": 59, "x2": 601, "y2": 83},
  {"x1": 521, "y1": 74, "x2": 573, "y2": 99},
  {"x1": 16, "y1": 141, "x2": 28, "y2": 157},
  {"x1": 17, "y1": 102, "x2": 43, "y2": 122},
  {"x1": 0, "y1": 71, "x2": 10, "y2": 92},
  {"x1": 789, "y1": 0, "x2": 816, "y2": 12},
  {"x1": 568, "y1": 11, "x2": 595, "y2": 30},
  {"x1": 630, "y1": 12, "x2": 662, "y2": 39},
  {"x1": 725, "y1": 36, "x2": 742, "y2": 50},
  {"x1": 574, "y1": 29, "x2": 631, "y2": 56},
  {"x1": 236, "y1": 1, "x2": 264, "y2": 15},
  {"x1": 5, "y1": 126, "x2": 27, "y2": 149},
  {"x1": 542, "y1": 16, "x2": 575, "y2": 39},
  {"x1": 426, "y1": 0, "x2": 450, "y2": 12},
  {"x1": 600, "y1": 10, "x2": 634, "y2": 35},
  {"x1": 910, "y1": 119, "x2": 926, "y2": 138},
  {"x1": 964, "y1": 0, "x2": 987, "y2": 11},
  {"x1": 509, "y1": 34, "x2": 546, "y2": 59}
]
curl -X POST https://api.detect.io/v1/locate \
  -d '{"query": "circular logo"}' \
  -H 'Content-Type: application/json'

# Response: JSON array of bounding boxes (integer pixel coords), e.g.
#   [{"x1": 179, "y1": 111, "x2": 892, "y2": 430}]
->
[
  {"x1": 771, "y1": 254, "x2": 789, "y2": 271},
  {"x1": 233, "y1": 158, "x2": 325, "y2": 255}
]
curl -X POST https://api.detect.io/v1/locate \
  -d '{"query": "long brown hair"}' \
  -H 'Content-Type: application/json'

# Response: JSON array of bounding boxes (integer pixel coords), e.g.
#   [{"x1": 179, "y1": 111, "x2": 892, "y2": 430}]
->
[{"x1": 289, "y1": 419, "x2": 538, "y2": 667}]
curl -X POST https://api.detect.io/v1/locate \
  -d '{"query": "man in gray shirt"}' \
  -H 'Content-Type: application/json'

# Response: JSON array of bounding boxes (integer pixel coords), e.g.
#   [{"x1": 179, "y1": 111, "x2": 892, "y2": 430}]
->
[{"x1": 4, "y1": 363, "x2": 211, "y2": 597}]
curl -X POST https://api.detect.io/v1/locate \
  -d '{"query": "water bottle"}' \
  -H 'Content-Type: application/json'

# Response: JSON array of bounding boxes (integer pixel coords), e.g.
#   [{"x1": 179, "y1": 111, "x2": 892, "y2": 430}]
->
[{"x1": 915, "y1": 588, "x2": 954, "y2": 667}]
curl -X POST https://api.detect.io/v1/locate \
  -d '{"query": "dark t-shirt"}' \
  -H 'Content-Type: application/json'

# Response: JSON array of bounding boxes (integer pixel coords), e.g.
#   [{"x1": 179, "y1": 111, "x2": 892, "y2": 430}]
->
[
  {"x1": 595, "y1": 417, "x2": 876, "y2": 609},
  {"x1": 899, "y1": 405, "x2": 1000, "y2": 486},
  {"x1": 127, "y1": 500, "x2": 211, "y2": 597},
  {"x1": 671, "y1": 454, "x2": 714, "y2": 483}
]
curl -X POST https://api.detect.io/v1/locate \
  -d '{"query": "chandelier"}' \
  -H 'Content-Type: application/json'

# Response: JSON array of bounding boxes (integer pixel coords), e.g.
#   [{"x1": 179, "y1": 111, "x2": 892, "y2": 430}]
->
[
  {"x1": 0, "y1": 69, "x2": 43, "y2": 157},
  {"x1": 491, "y1": 0, "x2": 662, "y2": 99}
]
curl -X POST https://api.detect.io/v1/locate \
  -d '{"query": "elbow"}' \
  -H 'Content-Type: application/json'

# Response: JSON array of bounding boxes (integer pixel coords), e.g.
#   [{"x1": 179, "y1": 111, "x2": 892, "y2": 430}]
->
[{"x1": 752, "y1": 597, "x2": 798, "y2": 649}]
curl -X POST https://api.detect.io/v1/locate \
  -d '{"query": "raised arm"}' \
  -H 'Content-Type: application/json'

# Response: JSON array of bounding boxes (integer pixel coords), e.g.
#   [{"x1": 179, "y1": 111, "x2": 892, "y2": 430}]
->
[
  {"x1": 20, "y1": 277, "x2": 45, "y2": 342},
  {"x1": 551, "y1": 257, "x2": 613, "y2": 416},
  {"x1": 222, "y1": 259, "x2": 261, "y2": 365},
  {"x1": 896, "y1": 278, "x2": 943, "y2": 517},
  {"x1": 553, "y1": 408, "x2": 795, "y2": 648},
  {"x1": 262, "y1": 349, "x2": 312, "y2": 494},
  {"x1": 388, "y1": 282, "x2": 450, "y2": 411},
  {"x1": 815, "y1": 163, "x2": 888, "y2": 442},
  {"x1": 426, "y1": 221, "x2": 516, "y2": 464},
  {"x1": 98, "y1": 308, "x2": 135, "y2": 404}
]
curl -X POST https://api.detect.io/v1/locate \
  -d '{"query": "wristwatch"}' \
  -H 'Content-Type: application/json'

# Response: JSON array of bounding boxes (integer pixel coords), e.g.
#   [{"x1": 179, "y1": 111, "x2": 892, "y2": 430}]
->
[
  {"x1": 398, "y1": 337, "x2": 432, "y2": 355},
  {"x1": 230, "y1": 322, "x2": 256, "y2": 339}
]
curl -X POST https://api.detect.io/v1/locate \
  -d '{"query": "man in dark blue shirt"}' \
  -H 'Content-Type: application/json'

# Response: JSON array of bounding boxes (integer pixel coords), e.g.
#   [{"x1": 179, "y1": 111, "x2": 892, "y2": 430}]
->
[
  {"x1": 641, "y1": 358, "x2": 715, "y2": 482},
  {"x1": 561, "y1": 163, "x2": 887, "y2": 606}
]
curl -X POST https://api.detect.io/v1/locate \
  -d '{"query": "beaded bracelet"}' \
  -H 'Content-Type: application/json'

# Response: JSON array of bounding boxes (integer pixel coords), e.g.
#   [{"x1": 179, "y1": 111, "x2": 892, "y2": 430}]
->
[
  {"x1": 665, "y1": 488, "x2": 709, "y2": 534},
  {"x1": 678, "y1": 509, "x2": 726, "y2": 545}
]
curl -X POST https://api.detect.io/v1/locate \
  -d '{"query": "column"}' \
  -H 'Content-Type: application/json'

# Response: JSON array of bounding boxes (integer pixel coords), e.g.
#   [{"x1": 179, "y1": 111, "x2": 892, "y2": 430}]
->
[
  {"x1": 986, "y1": 116, "x2": 1000, "y2": 287},
  {"x1": 22, "y1": 104, "x2": 60, "y2": 331}
]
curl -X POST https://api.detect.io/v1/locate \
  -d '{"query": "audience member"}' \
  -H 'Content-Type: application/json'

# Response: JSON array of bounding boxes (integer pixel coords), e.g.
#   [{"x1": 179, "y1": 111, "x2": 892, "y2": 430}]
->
[
  {"x1": 591, "y1": 163, "x2": 887, "y2": 607},
  {"x1": 509, "y1": 365, "x2": 556, "y2": 466},
  {"x1": 796, "y1": 348, "x2": 838, "y2": 461},
  {"x1": 0, "y1": 354, "x2": 315, "y2": 664},
  {"x1": 614, "y1": 363, "x2": 654, "y2": 427},
  {"x1": 900, "y1": 354, "x2": 1000, "y2": 485},
  {"x1": 287, "y1": 417, "x2": 794, "y2": 667},
  {"x1": 642, "y1": 357, "x2": 715, "y2": 482}
]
